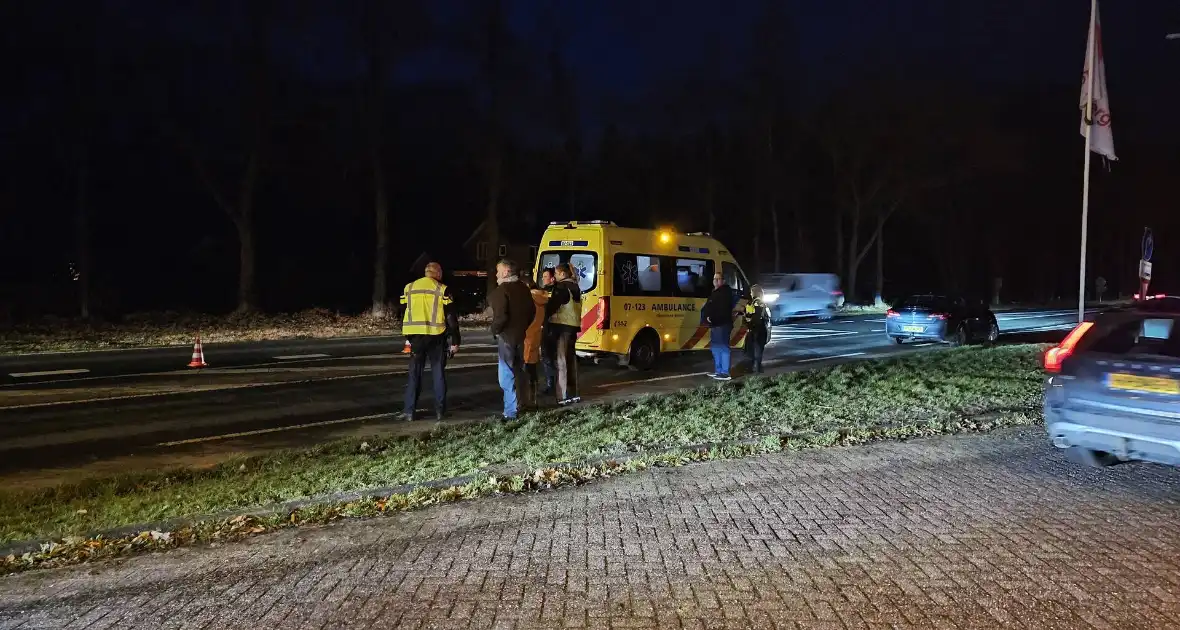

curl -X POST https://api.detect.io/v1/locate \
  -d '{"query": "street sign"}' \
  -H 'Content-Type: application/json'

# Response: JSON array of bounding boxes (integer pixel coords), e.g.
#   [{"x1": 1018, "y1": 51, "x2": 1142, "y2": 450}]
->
[
  {"x1": 1140, "y1": 260, "x2": 1153, "y2": 281},
  {"x1": 1142, "y1": 228, "x2": 1154, "y2": 262}
]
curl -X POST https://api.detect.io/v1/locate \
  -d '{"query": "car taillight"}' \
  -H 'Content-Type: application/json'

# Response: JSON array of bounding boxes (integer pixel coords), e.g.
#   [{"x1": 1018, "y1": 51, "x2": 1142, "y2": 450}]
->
[
  {"x1": 1043, "y1": 322, "x2": 1094, "y2": 373},
  {"x1": 831, "y1": 291, "x2": 843, "y2": 296},
  {"x1": 596, "y1": 297, "x2": 610, "y2": 330},
  {"x1": 886, "y1": 309, "x2": 899, "y2": 318},
  {"x1": 929, "y1": 313, "x2": 948, "y2": 320}
]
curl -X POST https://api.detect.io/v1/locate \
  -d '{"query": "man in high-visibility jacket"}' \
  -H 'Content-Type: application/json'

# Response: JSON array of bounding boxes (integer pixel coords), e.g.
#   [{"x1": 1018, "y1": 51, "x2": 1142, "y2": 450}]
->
[{"x1": 400, "y1": 262, "x2": 461, "y2": 420}]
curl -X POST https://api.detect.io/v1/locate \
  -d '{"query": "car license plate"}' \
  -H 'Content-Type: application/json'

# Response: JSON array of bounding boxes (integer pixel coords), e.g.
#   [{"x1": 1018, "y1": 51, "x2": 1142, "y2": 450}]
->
[
  {"x1": 901, "y1": 325, "x2": 924, "y2": 333},
  {"x1": 1106, "y1": 373, "x2": 1180, "y2": 395}
]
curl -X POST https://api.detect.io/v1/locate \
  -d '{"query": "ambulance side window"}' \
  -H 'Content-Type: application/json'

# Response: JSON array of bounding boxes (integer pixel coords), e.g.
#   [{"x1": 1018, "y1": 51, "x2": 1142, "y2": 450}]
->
[
  {"x1": 569, "y1": 253, "x2": 597, "y2": 294},
  {"x1": 721, "y1": 262, "x2": 749, "y2": 300},
  {"x1": 673, "y1": 258, "x2": 714, "y2": 298},
  {"x1": 613, "y1": 253, "x2": 666, "y2": 297},
  {"x1": 536, "y1": 251, "x2": 598, "y2": 293}
]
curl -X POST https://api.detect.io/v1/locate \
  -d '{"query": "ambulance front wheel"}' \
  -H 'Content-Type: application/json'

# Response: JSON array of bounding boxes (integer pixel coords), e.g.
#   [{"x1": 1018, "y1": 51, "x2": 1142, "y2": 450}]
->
[{"x1": 628, "y1": 329, "x2": 660, "y2": 371}]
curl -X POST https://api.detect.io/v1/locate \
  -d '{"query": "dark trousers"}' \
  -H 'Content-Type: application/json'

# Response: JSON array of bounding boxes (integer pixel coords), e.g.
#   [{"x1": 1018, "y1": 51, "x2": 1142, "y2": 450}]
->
[
  {"x1": 749, "y1": 338, "x2": 766, "y2": 373},
  {"x1": 540, "y1": 326, "x2": 557, "y2": 390},
  {"x1": 554, "y1": 327, "x2": 579, "y2": 401},
  {"x1": 404, "y1": 335, "x2": 447, "y2": 416},
  {"x1": 524, "y1": 362, "x2": 539, "y2": 408}
]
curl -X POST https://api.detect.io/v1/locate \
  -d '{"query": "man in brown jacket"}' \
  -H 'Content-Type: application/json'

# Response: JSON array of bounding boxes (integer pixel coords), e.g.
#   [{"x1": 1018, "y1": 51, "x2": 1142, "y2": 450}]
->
[{"x1": 487, "y1": 258, "x2": 536, "y2": 420}]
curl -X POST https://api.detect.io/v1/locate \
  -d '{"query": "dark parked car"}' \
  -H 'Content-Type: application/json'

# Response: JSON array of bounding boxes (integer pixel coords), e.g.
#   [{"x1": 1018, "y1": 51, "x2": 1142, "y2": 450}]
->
[
  {"x1": 886, "y1": 294, "x2": 999, "y2": 346},
  {"x1": 1044, "y1": 296, "x2": 1180, "y2": 468}
]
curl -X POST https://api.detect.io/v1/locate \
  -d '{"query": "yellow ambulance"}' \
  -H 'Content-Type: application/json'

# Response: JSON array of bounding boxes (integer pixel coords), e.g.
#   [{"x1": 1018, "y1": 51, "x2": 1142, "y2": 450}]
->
[{"x1": 532, "y1": 220, "x2": 752, "y2": 369}]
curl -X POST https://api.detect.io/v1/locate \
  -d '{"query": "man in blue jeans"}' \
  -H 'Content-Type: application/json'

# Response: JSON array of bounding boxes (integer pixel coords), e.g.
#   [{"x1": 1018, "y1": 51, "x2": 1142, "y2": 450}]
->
[
  {"x1": 703, "y1": 271, "x2": 735, "y2": 381},
  {"x1": 488, "y1": 258, "x2": 536, "y2": 420}
]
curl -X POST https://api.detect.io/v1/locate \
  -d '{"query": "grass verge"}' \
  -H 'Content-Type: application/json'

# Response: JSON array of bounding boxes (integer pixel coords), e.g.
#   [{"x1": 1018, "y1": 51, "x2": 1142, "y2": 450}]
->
[
  {"x1": 0, "y1": 344, "x2": 1048, "y2": 572},
  {"x1": 0, "y1": 308, "x2": 492, "y2": 355}
]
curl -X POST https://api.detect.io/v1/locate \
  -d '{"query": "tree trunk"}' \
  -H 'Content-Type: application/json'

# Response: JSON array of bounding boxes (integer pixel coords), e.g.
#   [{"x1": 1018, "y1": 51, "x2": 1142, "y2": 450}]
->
[
  {"x1": 751, "y1": 196, "x2": 761, "y2": 278},
  {"x1": 790, "y1": 196, "x2": 810, "y2": 270},
  {"x1": 834, "y1": 209, "x2": 844, "y2": 287},
  {"x1": 704, "y1": 136, "x2": 716, "y2": 235},
  {"x1": 770, "y1": 199, "x2": 781, "y2": 273},
  {"x1": 74, "y1": 157, "x2": 91, "y2": 320},
  {"x1": 484, "y1": 153, "x2": 502, "y2": 295},
  {"x1": 234, "y1": 151, "x2": 260, "y2": 313},
  {"x1": 845, "y1": 204, "x2": 861, "y2": 303},
  {"x1": 363, "y1": 18, "x2": 390, "y2": 319},
  {"x1": 370, "y1": 149, "x2": 389, "y2": 317},
  {"x1": 705, "y1": 176, "x2": 716, "y2": 235},
  {"x1": 874, "y1": 210, "x2": 885, "y2": 306}
]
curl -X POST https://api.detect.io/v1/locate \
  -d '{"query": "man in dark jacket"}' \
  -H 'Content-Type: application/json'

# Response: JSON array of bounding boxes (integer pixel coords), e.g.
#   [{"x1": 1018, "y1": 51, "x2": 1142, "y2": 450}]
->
[
  {"x1": 543, "y1": 262, "x2": 583, "y2": 405},
  {"x1": 703, "y1": 271, "x2": 735, "y2": 380},
  {"x1": 488, "y1": 258, "x2": 536, "y2": 420}
]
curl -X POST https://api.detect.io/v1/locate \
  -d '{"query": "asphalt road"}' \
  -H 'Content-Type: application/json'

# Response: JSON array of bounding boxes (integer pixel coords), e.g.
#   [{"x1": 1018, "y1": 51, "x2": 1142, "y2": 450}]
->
[{"x1": 0, "y1": 308, "x2": 1086, "y2": 477}]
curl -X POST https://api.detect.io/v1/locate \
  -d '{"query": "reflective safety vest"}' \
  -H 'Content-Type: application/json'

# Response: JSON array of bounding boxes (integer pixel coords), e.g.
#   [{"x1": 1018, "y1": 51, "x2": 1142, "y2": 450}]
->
[
  {"x1": 400, "y1": 277, "x2": 451, "y2": 336},
  {"x1": 548, "y1": 280, "x2": 582, "y2": 327}
]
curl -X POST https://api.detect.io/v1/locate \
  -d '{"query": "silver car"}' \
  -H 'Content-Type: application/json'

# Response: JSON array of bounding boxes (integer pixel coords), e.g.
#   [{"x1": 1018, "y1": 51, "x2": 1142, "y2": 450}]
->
[
  {"x1": 758, "y1": 273, "x2": 843, "y2": 324},
  {"x1": 1044, "y1": 297, "x2": 1180, "y2": 467}
]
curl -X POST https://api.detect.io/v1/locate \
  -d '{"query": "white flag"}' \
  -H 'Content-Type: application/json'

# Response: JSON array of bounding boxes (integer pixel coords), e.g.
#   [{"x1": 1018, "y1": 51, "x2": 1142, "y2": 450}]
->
[{"x1": 1080, "y1": 1, "x2": 1116, "y2": 160}]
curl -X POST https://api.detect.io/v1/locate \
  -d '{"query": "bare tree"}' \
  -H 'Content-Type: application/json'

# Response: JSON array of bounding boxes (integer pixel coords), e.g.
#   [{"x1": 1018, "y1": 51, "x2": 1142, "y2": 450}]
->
[
  {"x1": 52, "y1": 3, "x2": 107, "y2": 319},
  {"x1": 538, "y1": 6, "x2": 582, "y2": 216},
  {"x1": 814, "y1": 79, "x2": 1021, "y2": 302},
  {"x1": 811, "y1": 84, "x2": 907, "y2": 303},
  {"x1": 461, "y1": 0, "x2": 512, "y2": 290},
  {"x1": 353, "y1": 0, "x2": 430, "y2": 317},
  {"x1": 169, "y1": 0, "x2": 275, "y2": 313},
  {"x1": 746, "y1": 0, "x2": 793, "y2": 275}
]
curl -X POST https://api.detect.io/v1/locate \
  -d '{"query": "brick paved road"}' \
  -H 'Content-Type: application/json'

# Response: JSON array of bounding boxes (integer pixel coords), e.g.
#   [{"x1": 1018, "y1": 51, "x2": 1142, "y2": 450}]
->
[{"x1": 5, "y1": 426, "x2": 1180, "y2": 629}]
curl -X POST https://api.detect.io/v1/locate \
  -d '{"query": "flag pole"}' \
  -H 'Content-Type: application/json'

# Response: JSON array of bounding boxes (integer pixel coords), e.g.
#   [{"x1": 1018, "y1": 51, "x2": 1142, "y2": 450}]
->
[{"x1": 1079, "y1": 0, "x2": 1098, "y2": 324}]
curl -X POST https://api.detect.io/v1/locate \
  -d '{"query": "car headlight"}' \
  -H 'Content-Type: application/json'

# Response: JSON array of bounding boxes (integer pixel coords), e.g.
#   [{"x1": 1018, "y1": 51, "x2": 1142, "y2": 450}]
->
[{"x1": 762, "y1": 292, "x2": 780, "y2": 304}]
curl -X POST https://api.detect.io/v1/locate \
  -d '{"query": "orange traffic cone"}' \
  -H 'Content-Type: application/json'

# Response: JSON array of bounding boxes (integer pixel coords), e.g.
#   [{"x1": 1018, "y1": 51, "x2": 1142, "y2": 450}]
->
[
  {"x1": 188, "y1": 336, "x2": 208, "y2": 368},
  {"x1": 402, "y1": 339, "x2": 412, "y2": 354}
]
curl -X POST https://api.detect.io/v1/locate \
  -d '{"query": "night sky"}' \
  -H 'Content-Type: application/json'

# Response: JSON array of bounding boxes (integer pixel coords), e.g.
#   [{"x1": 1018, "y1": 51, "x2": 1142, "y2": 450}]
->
[{"x1": 2, "y1": 0, "x2": 1179, "y2": 318}]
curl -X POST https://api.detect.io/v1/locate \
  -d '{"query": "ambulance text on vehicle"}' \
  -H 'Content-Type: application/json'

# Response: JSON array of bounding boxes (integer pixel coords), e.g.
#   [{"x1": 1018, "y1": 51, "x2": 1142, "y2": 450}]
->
[{"x1": 532, "y1": 221, "x2": 752, "y2": 370}]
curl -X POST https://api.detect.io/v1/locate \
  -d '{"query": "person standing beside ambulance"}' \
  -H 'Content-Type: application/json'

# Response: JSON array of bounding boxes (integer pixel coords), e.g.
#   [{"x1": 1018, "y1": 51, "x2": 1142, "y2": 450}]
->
[
  {"x1": 544, "y1": 263, "x2": 582, "y2": 405},
  {"x1": 703, "y1": 271, "x2": 734, "y2": 381},
  {"x1": 521, "y1": 276, "x2": 549, "y2": 408}
]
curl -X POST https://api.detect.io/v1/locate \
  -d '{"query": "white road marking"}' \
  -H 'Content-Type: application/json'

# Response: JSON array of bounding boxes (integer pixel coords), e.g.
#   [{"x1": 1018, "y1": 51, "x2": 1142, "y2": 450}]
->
[
  {"x1": 867, "y1": 318, "x2": 887, "y2": 323},
  {"x1": 774, "y1": 331, "x2": 860, "y2": 340},
  {"x1": 273, "y1": 353, "x2": 331, "y2": 360},
  {"x1": 8, "y1": 368, "x2": 91, "y2": 378},
  {"x1": 774, "y1": 326, "x2": 848, "y2": 333},
  {"x1": 0, "y1": 362, "x2": 502, "y2": 411},
  {"x1": 598, "y1": 372, "x2": 712, "y2": 388},
  {"x1": 157, "y1": 412, "x2": 397, "y2": 446},
  {"x1": 0, "y1": 347, "x2": 501, "y2": 388},
  {"x1": 1014, "y1": 323, "x2": 1077, "y2": 332},
  {"x1": 997, "y1": 309, "x2": 1098, "y2": 321},
  {"x1": 798, "y1": 352, "x2": 865, "y2": 363}
]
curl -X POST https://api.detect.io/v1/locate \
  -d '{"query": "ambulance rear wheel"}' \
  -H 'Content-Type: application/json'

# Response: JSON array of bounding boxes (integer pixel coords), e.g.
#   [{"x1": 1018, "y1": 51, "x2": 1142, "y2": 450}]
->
[{"x1": 628, "y1": 330, "x2": 660, "y2": 371}]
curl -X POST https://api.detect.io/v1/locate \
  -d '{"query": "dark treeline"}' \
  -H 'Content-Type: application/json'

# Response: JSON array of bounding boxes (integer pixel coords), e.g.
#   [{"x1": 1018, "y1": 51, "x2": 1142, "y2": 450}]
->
[{"x1": 2, "y1": 0, "x2": 1176, "y2": 321}]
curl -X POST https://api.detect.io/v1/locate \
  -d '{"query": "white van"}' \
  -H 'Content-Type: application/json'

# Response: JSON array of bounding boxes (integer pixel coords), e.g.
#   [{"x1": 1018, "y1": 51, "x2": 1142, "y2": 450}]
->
[{"x1": 757, "y1": 273, "x2": 843, "y2": 324}]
